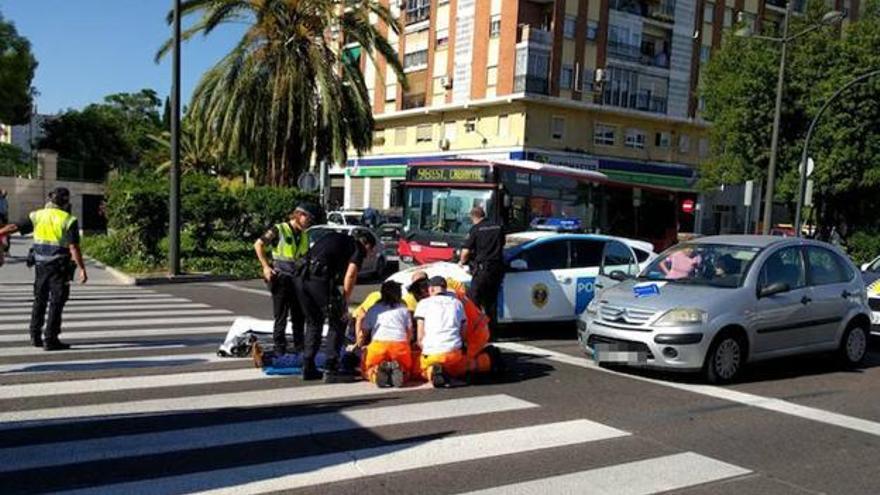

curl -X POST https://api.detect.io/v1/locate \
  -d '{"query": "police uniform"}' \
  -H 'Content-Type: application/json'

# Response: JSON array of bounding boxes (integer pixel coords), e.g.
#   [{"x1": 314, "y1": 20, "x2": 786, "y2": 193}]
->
[
  {"x1": 260, "y1": 221, "x2": 309, "y2": 353},
  {"x1": 463, "y1": 220, "x2": 504, "y2": 336},
  {"x1": 15, "y1": 204, "x2": 80, "y2": 348},
  {"x1": 297, "y1": 232, "x2": 366, "y2": 378}
]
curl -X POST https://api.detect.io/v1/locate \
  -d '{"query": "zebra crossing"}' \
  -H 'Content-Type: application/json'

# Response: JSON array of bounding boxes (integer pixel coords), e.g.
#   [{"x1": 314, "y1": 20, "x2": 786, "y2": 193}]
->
[{"x1": 0, "y1": 283, "x2": 754, "y2": 494}]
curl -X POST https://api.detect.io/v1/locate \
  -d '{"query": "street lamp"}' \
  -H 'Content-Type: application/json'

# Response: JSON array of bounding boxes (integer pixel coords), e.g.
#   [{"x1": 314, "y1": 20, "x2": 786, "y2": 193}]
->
[
  {"x1": 794, "y1": 69, "x2": 880, "y2": 236},
  {"x1": 736, "y1": 6, "x2": 844, "y2": 235}
]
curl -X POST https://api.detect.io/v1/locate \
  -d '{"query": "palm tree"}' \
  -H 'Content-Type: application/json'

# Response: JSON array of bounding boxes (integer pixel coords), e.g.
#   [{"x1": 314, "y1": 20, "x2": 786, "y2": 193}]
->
[{"x1": 157, "y1": 0, "x2": 406, "y2": 186}]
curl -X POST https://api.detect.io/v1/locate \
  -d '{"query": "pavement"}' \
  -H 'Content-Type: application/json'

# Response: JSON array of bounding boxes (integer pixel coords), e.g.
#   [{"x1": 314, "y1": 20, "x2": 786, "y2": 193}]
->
[{"x1": 2, "y1": 238, "x2": 880, "y2": 494}]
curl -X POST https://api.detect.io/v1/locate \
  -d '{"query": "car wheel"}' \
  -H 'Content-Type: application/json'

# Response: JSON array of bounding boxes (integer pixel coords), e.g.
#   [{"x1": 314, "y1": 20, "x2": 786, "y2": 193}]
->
[
  {"x1": 837, "y1": 322, "x2": 868, "y2": 367},
  {"x1": 704, "y1": 332, "x2": 746, "y2": 384}
]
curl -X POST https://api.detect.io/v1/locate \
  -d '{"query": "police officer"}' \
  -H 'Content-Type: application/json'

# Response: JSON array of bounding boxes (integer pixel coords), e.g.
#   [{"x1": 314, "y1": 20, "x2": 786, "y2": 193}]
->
[
  {"x1": 458, "y1": 206, "x2": 504, "y2": 339},
  {"x1": 298, "y1": 230, "x2": 376, "y2": 381},
  {"x1": 254, "y1": 203, "x2": 315, "y2": 355},
  {"x1": 0, "y1": 187, "x2": 88, "y2": 350}
]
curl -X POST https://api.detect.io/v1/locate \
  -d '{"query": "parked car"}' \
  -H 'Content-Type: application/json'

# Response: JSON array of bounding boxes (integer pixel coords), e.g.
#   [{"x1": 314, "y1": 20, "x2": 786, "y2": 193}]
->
[
  {"x1": 307, "y1": 225, "x2": 386, "y2": 280},
  {"x1": 327, "y1": 210, "x2": 365, "y2": 227},
  {"x1": 378, "y1": 223, "x2": 403, "y2": 262},
  {"x1": 578, "y1": 235, "x2": 872, "y2": 383},
  {"x1": 387, "y1": 231, "x2": 656, "y2": 324},
  {"x1": 860, "y1": 255, "x2": 880, "y2": 331}
]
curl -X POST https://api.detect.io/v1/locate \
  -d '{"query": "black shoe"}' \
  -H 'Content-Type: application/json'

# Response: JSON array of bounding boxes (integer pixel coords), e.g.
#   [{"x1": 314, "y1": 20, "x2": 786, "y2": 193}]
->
[
  {"x1": 323, "y1": 369, "x2": 357, "y2": 384},
  {"x1": 430, "y1": 364, "x2": 448, "y2": 388},
  {"x1": 30, "y1": 335, "x2": 43, "y2": 348},
  {"x1": 486, "y1": 346, "x2": 506, "y2": 375},
  {"x1": 388, "y1": 361, "x2": 405, "y2": 388},
  {"x1": 302, "y1": 366, "x2": 323, "y2": 381},
  {"x1": 374, "y1": 361, "x2": 393, "y2": 388},
  {"x1": 43, "y1": 339, "x2": 70, "y2": 351}
]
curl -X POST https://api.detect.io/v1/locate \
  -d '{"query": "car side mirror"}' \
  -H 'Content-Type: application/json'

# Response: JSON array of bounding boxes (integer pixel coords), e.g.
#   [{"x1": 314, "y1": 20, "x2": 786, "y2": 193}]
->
[
  {"x1": 861, "y1": 263, "x2": 870, "y2": 272},
  {"x1": 608, "y1": 270, "x2": 631, "y2": 282},
  {"x1": 759, "y1": 282, "x2": 790, "y2": 298},
  {"x1": 510, "y1": 259, "x2": 529, "y2": 271}
]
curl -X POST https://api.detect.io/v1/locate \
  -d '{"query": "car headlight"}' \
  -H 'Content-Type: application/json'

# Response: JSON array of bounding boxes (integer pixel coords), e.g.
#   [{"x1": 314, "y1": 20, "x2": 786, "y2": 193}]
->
[
  {"x1": 655, "y1": 308, "x2": 707, "y2": 326},
  {"x1": 586, "y1": 298, "x2": 600, "y2": 315}
]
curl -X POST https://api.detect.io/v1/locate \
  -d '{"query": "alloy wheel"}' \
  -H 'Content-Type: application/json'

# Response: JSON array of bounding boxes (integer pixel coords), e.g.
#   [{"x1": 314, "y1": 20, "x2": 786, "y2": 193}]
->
[{"x1": 714, "y1": 338, "x2": 741, "y2": 380}]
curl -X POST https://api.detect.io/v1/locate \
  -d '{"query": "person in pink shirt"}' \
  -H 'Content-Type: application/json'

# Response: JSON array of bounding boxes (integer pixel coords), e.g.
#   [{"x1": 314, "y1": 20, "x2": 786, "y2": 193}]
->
[{"x1": 660, "y1": 246, "x2": 702, "y2": 279}]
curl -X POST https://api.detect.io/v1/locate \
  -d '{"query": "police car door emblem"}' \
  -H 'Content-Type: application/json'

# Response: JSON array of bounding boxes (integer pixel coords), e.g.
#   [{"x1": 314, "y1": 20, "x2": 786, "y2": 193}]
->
[{"x1": 532, "y1": 283, "x2": 549, "y2": 308}]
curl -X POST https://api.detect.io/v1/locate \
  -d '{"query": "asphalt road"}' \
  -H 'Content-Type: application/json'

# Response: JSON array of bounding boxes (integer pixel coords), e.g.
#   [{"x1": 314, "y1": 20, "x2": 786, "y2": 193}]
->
[{"x1": 1, "y1": 274, "x2": 879, "y2": 494}]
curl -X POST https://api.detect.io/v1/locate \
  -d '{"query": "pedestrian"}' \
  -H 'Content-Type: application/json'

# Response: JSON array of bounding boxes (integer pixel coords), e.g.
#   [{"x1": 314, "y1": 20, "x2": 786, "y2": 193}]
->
[
  {"x1": 415, "y1": 276, "x2": 467, "y2": 388},
  {"x1": 0, "y1": 187, "x2": 88, "y2": 350},
  {"x1": 458, "y1": 206, "x2": 504, "y2": 339},
  {"x1": 358, "y1": 280, "x2": 413, "y2": 388},
  {"x1": 297, "y1": 230, "x2": 376, "y2": 382},
  {"x1": 0, "y1": 189, "x2": 8, "y2": 225},
  {"x1": 254, "y1": 203, "x2": 315, "y2": 355}
]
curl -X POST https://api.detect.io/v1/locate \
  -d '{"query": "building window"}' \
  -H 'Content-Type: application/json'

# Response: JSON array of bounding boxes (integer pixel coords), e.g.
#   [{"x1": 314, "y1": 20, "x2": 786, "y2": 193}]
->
[
  {"x1": 560, "y1": 65, "x2": 574, "y2": 90},
  {"x1": 700, "y1": 45, "x2": 711, "y2": 64},
  {"x1": 698, "y1": 137, "x2": 710, "y2": 157},
  {"x1": 564, "y1": 16, "x2": 577, "y2": 39},
  {"x1": 465, "y1": 117, "x2": 477, "y2": 133},
  {"x1": 394, "y1": 127, "x2": 407, "y2": 146},
  {"x1": 416, "y1": 124, "x2": 433, "y2": 143},
  {"x1": 582, "y1": 67, "x2": 595, "y2": 92},
  {"x1": 704, "y1": 2, "x2": 715, "y2": 23},
  {"x1": 436, "y1": 28, "x2": 449, "y2": 47},
  {"x1": 594, "y1": 124, "x2": 616, "y2": 146},
  {"x1": 587, "y1": 20, "x2": 599, "y2": 41},
  {"x1": 404, "y1": 49, "x2": 429, "y2": 71},
  {"x1": 497, "y1": 114, "x2": 509, "y2": 137},
  {"x1": 490, "y1": 15, "x2": 502, "y2": 37},
  {"x1": 405, "y1": 0, "x2": 431, "y2": 25},
  {"x1": 487, "y1": 66, "x2": 499, "y2": 86},
  {"x1": 551, "y1": 116, "x2": 565, "y2": 140},
  {"x1": 373, "y1": 129, "x2": 386, "y2": 146},
  {"x1": 625, "y1": 128, "x2": 646, "y2": 149},
  {"x1": 385, "y1": 83, "x2": 397, "y2": 103},
  {"x1": 679, "y1": 134, "x2": 690, "y2": 153},
  {"x1": 444, "y1": 121, "x2": 457, "y2": 141},
  {"x1": 723, "y1": 7, "x2": 733, "y2": 27},
  {"x1": 655, "y1": 131, "x2": 671, "y2": 148}
]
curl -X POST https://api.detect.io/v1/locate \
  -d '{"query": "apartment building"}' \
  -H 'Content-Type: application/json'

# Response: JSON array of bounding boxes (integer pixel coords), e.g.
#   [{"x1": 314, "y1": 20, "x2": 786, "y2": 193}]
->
[{"x1": 336, "y1": 0, "x2": 861, "y2": 233}]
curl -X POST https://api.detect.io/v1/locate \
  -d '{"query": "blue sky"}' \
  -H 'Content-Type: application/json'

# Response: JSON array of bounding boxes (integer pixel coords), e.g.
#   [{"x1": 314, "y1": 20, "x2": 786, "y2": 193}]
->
[{"x1": 0, "y1": 0, "x2": 246, "y2": 114}]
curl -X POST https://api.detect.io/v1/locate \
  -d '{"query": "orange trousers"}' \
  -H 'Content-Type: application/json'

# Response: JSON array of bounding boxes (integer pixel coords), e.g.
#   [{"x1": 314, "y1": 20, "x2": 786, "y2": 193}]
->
[
  {"x1": 420, "y1": 349, "x2": 468, "y2": 380},
  {"x1": 361, "y1": 340, "x2": 414, "y2": 384}
]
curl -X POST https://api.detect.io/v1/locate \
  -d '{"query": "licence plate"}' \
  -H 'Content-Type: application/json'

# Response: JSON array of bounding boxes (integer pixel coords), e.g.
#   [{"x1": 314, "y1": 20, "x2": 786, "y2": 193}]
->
[{"x1": 592, "y1": 343, "x2": 648, "y2": 365}]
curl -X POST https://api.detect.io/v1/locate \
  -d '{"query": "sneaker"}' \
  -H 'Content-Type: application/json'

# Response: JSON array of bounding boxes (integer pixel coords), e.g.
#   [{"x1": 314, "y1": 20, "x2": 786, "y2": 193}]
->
[
  {"x1": 430, "y1": 364, "x2": 448, "y2": 388},
  {"x1": 388, "y1": 361, "x2": 405, "y2": 388},
  {"x1": 43, "y1": 339, "x2": 71, "y2": 351},
  {"x1": 374, "y1": 361, "x2": 393, "y2": 388}
]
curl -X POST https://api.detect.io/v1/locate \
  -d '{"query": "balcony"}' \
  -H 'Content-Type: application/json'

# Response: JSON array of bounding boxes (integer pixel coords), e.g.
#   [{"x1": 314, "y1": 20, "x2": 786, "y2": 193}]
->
[
  {"x1": 609, "y1": 0, "x2": 676, "y2": 22},
  {"x1": 517, "y1": 24, "x2": 553, "y2": 47},
  {"x1": 607, "y1": 40, "x2": 670, "y2": 68},
  {"x1": 514, "y1": 75, "x2": 549, "y2": 94},
  {"x1": 603, "y1": 90, "x2": 667, "y2": 114},
  {"x1": 402, "y1": 93, "x2": 426, "y2": 110}
]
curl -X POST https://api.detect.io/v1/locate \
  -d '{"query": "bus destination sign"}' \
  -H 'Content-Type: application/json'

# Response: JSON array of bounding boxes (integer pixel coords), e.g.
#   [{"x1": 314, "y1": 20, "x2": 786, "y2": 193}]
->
[{"x1": 409, "y1": 166, "x2": 490, "y2": 183}]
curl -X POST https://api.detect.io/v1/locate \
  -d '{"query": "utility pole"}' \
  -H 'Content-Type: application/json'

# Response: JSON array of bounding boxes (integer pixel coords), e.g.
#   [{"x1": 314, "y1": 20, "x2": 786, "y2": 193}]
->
[{"x1": 169, "y1": 0, "x2": 182, "y2": 275}]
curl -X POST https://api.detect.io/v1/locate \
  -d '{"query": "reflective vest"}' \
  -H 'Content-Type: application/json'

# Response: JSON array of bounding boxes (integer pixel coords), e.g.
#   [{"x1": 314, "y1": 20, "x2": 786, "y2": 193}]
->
[
  {"x1": 30, "y1": 207, "x2": 76, "y2": 263},
  {"x1": 272, "y1": 222, "x2": 309, "y2": 263}
]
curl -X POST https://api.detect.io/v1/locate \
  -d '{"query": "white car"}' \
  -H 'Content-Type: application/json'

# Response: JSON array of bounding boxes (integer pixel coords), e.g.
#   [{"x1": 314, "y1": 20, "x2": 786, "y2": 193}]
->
[
  {"x1": 308, "y1": 225, "x2": 387, "y2": 280},
  {"x1": 387, "y1": 231, "x2": 656, "y2": 324}
]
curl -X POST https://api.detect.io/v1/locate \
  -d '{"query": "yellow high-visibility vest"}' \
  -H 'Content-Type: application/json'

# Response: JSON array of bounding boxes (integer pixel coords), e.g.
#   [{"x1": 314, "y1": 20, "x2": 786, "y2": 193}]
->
[
  {"x1": 30, "y1": 207, "x2": 76, "y2": 262},
  {"x1": 272, "y1": 222, "x2": 309, "y2": 262}
]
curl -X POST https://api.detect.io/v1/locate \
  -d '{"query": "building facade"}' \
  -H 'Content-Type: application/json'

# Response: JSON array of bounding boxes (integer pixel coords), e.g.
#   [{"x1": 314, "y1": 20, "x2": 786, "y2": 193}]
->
[{"x1": 337, "y1": 0, "x2": 862, "y2": 234}]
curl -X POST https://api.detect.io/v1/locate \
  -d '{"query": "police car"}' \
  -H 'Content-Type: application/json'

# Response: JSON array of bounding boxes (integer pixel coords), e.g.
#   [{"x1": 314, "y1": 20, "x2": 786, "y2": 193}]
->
[
  {"x1": 387, "y1": 231, "x2": 656, "y2": 324},
  {"x1": 860, "y1": 255, "x2": 880, "y2": 331}
]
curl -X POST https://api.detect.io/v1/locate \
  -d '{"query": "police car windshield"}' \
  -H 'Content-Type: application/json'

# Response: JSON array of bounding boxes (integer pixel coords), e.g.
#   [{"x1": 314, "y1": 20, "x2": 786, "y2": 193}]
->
[
  {"x1": 404, "y1": 187, "x2": 493, "y2": 239},
  {"x1": 641, "y1": 243, "x2": 760, "y2": 288}
]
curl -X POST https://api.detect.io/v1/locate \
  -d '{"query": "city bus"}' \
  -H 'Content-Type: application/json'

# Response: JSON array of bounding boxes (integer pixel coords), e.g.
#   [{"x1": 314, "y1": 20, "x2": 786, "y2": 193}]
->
[{"x1": 398, "y1": 158, "x2": 689, "y2": 266}]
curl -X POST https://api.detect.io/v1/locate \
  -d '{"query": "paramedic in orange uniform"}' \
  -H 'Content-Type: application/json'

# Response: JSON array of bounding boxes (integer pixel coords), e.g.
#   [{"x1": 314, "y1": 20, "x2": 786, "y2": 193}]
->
[{"x1": 357, "y1": 281, "x2": 413, "y2": 387}]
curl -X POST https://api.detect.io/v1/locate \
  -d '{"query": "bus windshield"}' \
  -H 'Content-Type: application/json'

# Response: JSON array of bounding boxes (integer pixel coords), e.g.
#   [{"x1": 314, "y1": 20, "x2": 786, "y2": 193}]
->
[{"x1": 404, "y1": 187, "x2": 494, "y2": 240}]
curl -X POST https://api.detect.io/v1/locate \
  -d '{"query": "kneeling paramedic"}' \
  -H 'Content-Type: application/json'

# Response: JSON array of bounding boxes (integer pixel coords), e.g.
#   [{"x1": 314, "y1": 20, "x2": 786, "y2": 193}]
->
[
  {"x1": 414, "y1": 277, "x2": 467, "y2": 387},
  {"x1": 0, "y1": 187, "x2": 88, "y2": 350},
  {"x1": 297, "y1": 231, "x2": 376, "y2": 382},
  {"x1": 254, "y1": 203, "x2": 315, "y2": 355},
  {"x1": 357, "y1": 281, "x2": 413, "y2": 388}
]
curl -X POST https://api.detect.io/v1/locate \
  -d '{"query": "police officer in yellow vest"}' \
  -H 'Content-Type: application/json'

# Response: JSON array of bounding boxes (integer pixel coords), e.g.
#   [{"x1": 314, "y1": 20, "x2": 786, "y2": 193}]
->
[
  {"x1": 0, "y1": 187, "x2": 88, "y2": 350},
  {"x1": 254, "y1": 203, "x2": 315, "y2": 355}
]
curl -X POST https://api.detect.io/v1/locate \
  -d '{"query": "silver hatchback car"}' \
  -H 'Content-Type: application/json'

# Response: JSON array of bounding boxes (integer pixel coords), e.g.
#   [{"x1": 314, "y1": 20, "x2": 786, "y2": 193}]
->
[{"x1": 578, "y1": 235, "x2": 872, "y2": 383}]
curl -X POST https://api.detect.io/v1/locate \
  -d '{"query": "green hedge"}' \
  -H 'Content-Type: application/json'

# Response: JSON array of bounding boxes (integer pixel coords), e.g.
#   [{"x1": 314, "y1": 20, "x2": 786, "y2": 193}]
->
[
  {"x1": 847, "y1": 231, "x2": 880, "y2": 265},
  {"x1": 87, "y1": 171, "x2": 315, "y2": 276}
]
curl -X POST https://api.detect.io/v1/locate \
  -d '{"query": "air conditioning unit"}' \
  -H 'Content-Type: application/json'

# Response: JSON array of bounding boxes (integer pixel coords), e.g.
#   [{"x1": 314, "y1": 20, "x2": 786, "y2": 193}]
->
[
  {"x1": 440, "y1": 75, "x2": 453, "y2": 89},
  {"x1": 439, "y1": 138, "x2": 451, "y2": 150}
]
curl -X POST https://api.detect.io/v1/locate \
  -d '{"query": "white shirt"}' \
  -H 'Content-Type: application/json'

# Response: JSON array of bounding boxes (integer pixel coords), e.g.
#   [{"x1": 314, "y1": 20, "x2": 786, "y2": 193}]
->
[
  {"x1": 364, "y1": 303, "x2": 411, "y2": 343},
  {"x1": 414, "y1": 293, "x2": 465, "y2": 355}
]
